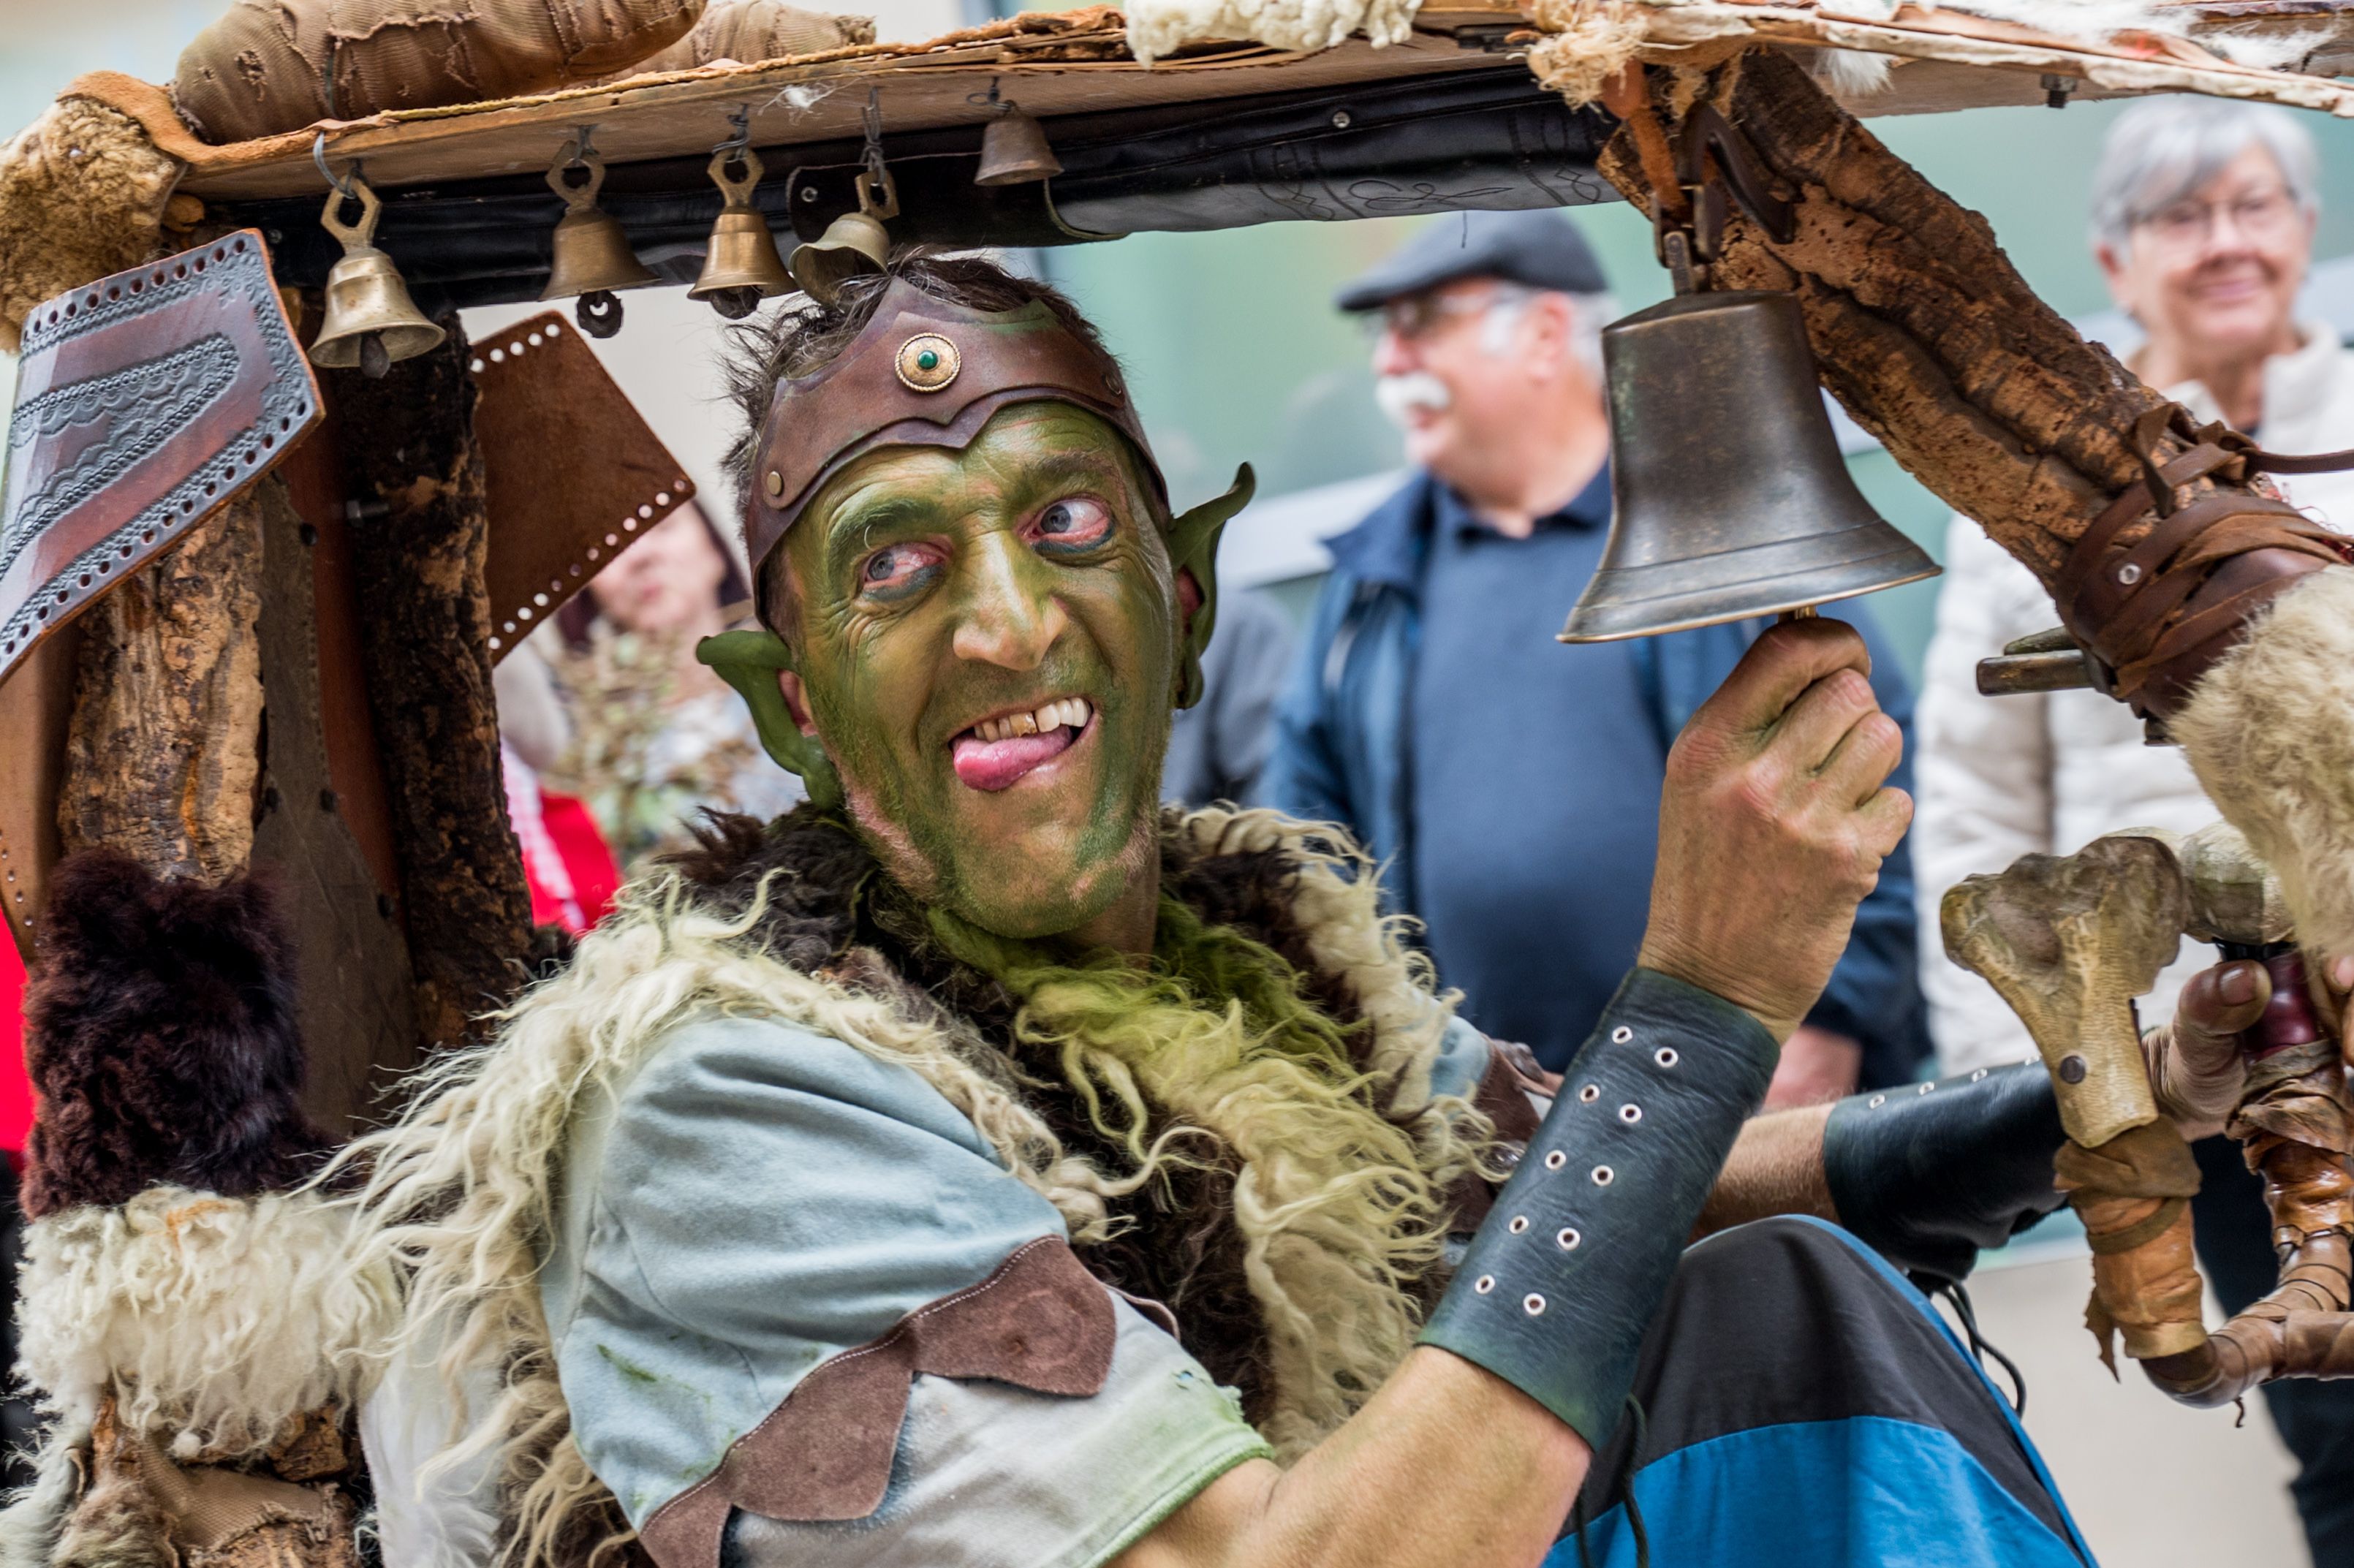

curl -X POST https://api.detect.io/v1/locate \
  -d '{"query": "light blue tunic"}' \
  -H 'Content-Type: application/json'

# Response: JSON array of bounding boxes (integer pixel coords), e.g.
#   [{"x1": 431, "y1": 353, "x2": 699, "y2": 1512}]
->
[{"x1": 542, "y1": 1010, "x2": 1450, "y2": 1568}]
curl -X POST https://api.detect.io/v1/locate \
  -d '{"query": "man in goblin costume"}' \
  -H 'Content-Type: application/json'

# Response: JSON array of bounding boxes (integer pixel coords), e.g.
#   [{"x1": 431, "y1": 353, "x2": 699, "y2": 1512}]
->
[{"x1": 349, "y1": 254, "x2": 2261, "y2": 1568}]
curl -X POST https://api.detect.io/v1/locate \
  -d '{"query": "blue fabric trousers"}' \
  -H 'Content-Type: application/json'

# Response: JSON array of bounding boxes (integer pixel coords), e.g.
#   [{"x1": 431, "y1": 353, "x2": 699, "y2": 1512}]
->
[{"x1": 1549, "y1": 1217, "x2": 2092, "y2": 1568}]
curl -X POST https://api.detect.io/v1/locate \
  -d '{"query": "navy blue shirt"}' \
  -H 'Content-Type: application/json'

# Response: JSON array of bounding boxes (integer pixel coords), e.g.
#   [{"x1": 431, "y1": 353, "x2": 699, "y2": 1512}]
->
[{"x1": 1406, "y1": 469, "x2": 1667, "y2": 1067}]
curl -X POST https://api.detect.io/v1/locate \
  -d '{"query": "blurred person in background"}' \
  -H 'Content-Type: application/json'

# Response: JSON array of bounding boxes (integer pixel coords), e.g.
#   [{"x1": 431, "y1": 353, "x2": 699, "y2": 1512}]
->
[
  {"x1": 496, "y1": 642, "x2": 621, "y2": 936},
  {"x1": 1265, "y1": 209, "x2": 1929, "y2": 1099},
  {"x1": 1161, "y1": 586, "x2": 1293, "y2": 807},
  {"x1": 1914, "y1": 95, "x2": 2354, "y2": 1565},
  {"x1": 551, "y1": 499, "x2": 804, "y2": 869}
]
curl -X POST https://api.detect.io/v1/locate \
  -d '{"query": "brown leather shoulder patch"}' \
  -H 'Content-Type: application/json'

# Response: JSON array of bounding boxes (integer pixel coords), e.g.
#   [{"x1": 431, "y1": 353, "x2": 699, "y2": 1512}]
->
[{"x1": 636, "y1": 1235, "x2": 1116, "y2": 1568}]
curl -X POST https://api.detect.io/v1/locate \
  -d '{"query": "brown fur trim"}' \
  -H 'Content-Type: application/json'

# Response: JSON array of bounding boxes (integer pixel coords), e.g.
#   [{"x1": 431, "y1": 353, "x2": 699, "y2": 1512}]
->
[
  {"x1": 0, "y1": 95, "x2": 177, "y2": 354},
  {"x1": 22, "y1": 852, "x2": 330, "y2": 1219}
]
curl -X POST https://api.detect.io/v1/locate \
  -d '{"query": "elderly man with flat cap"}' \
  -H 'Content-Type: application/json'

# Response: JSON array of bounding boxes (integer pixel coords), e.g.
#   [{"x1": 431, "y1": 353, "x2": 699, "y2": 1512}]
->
[{"x1": 1267, "y1": 209, "x2": 1929, "y2": 1104}]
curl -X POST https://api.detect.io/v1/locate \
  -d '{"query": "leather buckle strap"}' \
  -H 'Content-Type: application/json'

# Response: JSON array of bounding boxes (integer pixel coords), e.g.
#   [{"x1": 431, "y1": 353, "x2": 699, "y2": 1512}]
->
[{"x1": 2054, "y1": 400, "x2": 2354, "y2": 712}]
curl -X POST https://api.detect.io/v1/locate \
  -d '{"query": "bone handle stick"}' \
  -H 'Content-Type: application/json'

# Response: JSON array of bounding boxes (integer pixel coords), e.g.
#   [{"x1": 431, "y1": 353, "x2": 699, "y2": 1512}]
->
[{"x1": 1941, "y1": 835, "x2": 2187, "y2": 1149}]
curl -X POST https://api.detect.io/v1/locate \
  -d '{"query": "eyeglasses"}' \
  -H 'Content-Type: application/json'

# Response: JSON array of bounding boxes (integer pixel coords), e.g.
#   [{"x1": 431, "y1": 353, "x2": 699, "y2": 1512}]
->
[
  {"x1": 1361, "y1": 285, "x2": 1530, "y2": 343},
  {"x1": 2135, "y1": 186, "x2": 2304, "y2": 251}
]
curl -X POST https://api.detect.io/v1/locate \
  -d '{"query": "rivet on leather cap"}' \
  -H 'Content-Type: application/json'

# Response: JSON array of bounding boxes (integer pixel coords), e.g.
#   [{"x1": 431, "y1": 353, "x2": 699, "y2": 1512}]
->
[
  {"x1": 896, "y1": 332, "x2": 961, "y2": 391},
  {"x1": 764, "y1": 469, "x2": 784, "y2": 499}
]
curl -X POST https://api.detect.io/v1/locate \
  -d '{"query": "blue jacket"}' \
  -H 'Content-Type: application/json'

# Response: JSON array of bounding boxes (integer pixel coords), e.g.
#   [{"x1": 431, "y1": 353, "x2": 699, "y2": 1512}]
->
[{"x1": 1263, "y1": 470, "x2": 1932, "y2": 1088}]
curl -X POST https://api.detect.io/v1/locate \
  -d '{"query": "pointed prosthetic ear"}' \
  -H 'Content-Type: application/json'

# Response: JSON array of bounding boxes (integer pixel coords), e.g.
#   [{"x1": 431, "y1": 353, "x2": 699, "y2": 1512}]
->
[
  {"x1": 697, "y1": 628, "x2": 846, "y2": 812},
  {"x1": 1165, "y1": 463, "x2": 1255, "y2": 711}
]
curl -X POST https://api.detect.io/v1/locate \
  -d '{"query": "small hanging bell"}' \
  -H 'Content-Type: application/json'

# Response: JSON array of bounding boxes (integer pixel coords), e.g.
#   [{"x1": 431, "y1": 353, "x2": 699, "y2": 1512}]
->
[
  {"x1": 1557, "y1": 290, "x2": 1937, "y2": 643},
  {"x1": 974, "y1": 102, "x2": 1061, "y2": 186},
  {"x1": 308, "y1": 174, "x2": 444, "y2": 377},
  {"x1": 689, "y1": 145, "x2": 792, "y2": 320},
  {"x1": 788, "y1": 164, "x2": 896, "y2": 306},
  {"x1": 540, "y1": 134, "x2": 657, "y2": 338}
]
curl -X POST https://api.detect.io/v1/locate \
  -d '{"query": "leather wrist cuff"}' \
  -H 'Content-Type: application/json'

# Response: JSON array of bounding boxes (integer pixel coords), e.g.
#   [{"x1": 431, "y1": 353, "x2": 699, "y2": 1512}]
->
[
  {"x1": 1419, "y1": 969, "x2": 1776, "y2": 1449},
  {"x1": 1823, "y1": 1061, "x2": 2065, "y2": 1287}
]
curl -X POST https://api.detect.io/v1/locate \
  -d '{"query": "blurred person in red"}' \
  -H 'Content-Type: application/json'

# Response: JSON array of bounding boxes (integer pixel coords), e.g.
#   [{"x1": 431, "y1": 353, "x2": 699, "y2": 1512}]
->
[{"x1": 551, "y1": 499, "x2": 806, "y2": 868}]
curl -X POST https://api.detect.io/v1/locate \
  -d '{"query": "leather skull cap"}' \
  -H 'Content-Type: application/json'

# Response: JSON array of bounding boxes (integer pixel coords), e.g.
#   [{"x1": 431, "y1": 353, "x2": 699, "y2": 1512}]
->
[{"x1": 744, "y1": 276, "x2": 1166, "y2": 578}]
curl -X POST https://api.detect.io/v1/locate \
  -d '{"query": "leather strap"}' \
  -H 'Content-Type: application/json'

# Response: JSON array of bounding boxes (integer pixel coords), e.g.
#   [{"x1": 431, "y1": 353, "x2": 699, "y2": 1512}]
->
[{"x1": 2053, "y1": 401, "x2": 2351, "y2": 716}]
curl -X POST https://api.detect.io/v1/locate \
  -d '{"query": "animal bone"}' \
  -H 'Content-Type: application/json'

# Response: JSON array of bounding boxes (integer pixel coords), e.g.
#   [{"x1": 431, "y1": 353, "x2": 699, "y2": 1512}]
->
[{"x1": 1941, "y1": 834, "x2": 2187, "y2": 1149}]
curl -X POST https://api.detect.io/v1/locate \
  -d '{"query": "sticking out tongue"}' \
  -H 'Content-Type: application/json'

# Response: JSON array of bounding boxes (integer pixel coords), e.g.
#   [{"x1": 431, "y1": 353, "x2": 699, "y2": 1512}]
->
[{"x1": 953, "y1": 724, "x2": 1080, "y2": 792}]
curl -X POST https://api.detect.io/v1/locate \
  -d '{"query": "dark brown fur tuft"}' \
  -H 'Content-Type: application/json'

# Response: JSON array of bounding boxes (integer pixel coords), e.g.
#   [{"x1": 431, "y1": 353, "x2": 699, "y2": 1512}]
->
[{"x1": 20, "y1": 852, "x2": 330, "y2": 1219}]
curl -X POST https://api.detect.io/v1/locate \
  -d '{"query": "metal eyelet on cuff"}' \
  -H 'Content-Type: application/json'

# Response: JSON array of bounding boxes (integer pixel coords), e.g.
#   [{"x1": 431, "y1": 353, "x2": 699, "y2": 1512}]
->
[
  {"x1": 1918, "y1": 1081, "x2": 1935, "y2": 1095},
  {"x1": 1592, "y1": 1165, "x2": 1615, "y2": 1186},
  {"x1": 1971, "y1": 1069, "x2": 1988, "y2": 1082},
  {"x1": 1545, "y1": 1151, "x2": 1567, "y2": 1171},
  {"x1": 1618, "y1": 1104, "x2": 1642, "y2": 1124},
  {"x1": 1654, "y1": 1047, "x2": 1679, "y2": 1068},
  {"x1": 1507, "y1": 1215, "x2": 1529, "y2": 1234},
  {"x1": 1524, "y1": 1293, "x2": 1548, "y2": 1316},
  {"x1": 1869, "y1": 1094, "x2": 1886, "y2": 1107},
  {"x1": 1578, "y1": 1084, "x2": 1601, "y2": 1104},
  {"x1": 1475, "y1": 1274, "x2": 1496, "y2": 1295},
  {"x1": 1556, "y1": 1227, "x2": 1581, "y2": 1250},
  {"x1": 1611, "y1": 1026, "x2": 1632, "y2": 1044}
]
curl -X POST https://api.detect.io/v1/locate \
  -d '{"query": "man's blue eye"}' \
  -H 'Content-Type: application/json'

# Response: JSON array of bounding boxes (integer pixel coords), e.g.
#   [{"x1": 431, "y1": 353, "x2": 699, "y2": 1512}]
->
[{"x1": 1037, "y1": 498, "x2": 1110, "y2": 545}]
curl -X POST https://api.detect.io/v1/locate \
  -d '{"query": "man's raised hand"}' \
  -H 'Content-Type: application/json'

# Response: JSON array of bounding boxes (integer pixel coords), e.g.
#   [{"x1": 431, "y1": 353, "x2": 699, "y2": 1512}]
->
[{"x1": 1637, "y1": 617, "x2": 1911, "y2": 1042}]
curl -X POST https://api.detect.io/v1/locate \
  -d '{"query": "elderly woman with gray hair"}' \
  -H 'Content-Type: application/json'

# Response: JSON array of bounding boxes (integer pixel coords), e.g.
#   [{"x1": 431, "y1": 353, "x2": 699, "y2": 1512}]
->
[{"x1": 1915, "y1": 96, "x2": 2354, "y2": 1564}]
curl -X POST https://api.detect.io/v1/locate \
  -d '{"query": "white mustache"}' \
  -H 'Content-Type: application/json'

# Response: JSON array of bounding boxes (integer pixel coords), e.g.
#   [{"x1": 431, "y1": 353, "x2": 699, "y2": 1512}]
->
[{"x1": 1375, "y1": 371, "x2": 1452, "y2": 426}]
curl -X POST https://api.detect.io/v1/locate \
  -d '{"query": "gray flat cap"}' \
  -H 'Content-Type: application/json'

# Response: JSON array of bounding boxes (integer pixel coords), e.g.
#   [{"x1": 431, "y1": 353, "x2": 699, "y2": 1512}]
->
[{"x1": 1335, "y1": 208, "x2": 1608, "y2": 312}]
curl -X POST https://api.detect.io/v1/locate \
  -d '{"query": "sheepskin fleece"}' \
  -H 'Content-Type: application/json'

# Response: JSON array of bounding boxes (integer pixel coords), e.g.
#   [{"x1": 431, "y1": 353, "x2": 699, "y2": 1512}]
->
[
  {"x1": 23, "y1": 852, "x2": 331, "y2": 1220},
  {"x1": 2173, "y1": 565, "x2": 2354, "y2": 957},
  {"x1": 16, "y1": 1185, "x2": 397, "y2": 1460},
  {"x1": 0, "y1": 94, "x2": 176, "y2": 354}
]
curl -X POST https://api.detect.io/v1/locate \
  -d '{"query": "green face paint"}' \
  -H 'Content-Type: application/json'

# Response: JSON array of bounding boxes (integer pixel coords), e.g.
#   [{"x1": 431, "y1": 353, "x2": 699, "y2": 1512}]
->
[{"x1": 779, "y1": 404, "x2": 1192, "y2": 940}]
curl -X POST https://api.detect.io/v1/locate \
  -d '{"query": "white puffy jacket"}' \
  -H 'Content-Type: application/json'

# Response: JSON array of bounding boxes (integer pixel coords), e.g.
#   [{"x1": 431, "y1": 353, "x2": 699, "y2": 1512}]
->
[{"x1": 1915, "y1": 325, "x2": 2354, "y2": 1075}]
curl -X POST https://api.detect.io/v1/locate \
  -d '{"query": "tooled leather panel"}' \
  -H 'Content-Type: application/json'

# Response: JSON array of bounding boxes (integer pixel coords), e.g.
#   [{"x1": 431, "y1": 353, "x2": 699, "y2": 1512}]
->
[{"x1": 635, "y1": 1236, "x2": 1116, "y2": 1568}]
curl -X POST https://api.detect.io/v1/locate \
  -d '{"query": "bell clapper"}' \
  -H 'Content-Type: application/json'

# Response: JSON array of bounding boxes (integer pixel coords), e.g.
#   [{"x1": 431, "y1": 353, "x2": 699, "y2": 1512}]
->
[
  {"x1": 690, "y1": 107, "x2": 793, "y2": 321},
  {"x1": 306, "y1": 142, "x2": 446, "y2": 373},
  {"x1": 540, "y1": 126, "x2": 658, "y2": 334}
]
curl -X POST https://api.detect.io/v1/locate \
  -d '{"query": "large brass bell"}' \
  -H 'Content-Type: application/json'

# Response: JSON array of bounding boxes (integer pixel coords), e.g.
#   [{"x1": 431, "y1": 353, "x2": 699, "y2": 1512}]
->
[
  {"x1": 788, "y1": 162, "x2": 896, "y2": 306},
  {"x1": 540, "y1": 135, "x2": 657, "y2": 338},
  {"x1": 1556, "y1": 290, "x2": 1938, "y2": 643},
  {"x1": 308, "y1": 174, "x2": 444, "y2": 378},
  {"x1": 974, "y1": 101, "x2": 1061, "y2": 186},
  {"x1": 689, "y1": 145, "x2": 792, "y2": 320}
]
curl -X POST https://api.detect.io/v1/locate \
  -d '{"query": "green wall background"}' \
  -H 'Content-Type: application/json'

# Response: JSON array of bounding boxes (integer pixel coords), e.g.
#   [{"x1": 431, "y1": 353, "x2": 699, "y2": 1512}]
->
[{"x1": 1042, "y1": 94, "x2": 2354, "y2": 681}]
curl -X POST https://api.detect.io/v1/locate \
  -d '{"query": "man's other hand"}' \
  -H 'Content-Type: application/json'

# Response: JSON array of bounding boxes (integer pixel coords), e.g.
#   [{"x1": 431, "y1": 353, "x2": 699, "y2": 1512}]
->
[
  {"x1": 2144, "y1": 960, "x2": 2267, "y2": 1140},
  {"x1": 1638, "y1": 618, "x2": 1911, "y2": 1043}
]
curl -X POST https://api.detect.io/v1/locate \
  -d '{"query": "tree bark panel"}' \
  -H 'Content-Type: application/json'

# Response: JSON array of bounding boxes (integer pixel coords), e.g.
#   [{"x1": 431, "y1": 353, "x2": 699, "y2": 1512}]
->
[
  {"x1": 333, "y1": 318, "x2": 532, "y2": 1053},
  {"x1": 58, "y1": 498, "x2": 264, "y2": 882}
]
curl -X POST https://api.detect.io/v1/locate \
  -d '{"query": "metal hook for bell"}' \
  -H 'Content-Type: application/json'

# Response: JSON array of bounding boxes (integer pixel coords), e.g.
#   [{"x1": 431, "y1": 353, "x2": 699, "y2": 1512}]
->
[
  {"x1": 540, "y1": 127, "x2": 657, "y2": 338},
  {"x1": 307, "y1": 144, "x2": 445, "y2": 377},
  {"x1": 788, "y1": 89, "x2": 898, "y2": 304},
  {"x1": 689, "y1": 108, "x2": 792, "y2": 319}
]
